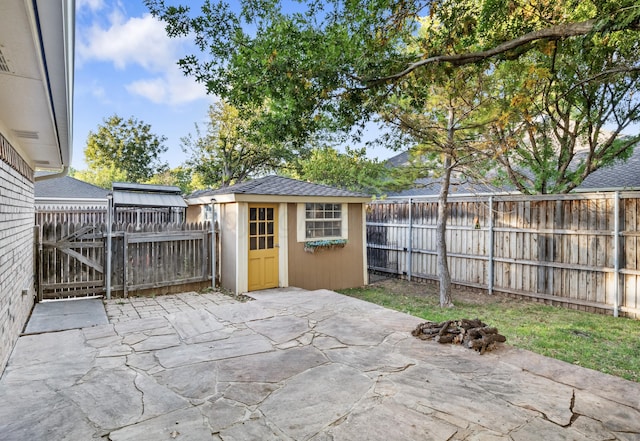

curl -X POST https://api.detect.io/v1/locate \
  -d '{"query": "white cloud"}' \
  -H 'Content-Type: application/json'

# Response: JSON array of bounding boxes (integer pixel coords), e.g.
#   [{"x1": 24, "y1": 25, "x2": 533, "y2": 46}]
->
[
  {"x1": 126, "y1": 67, "x2": 210, "y2": 106},
  {"x1": 78, "y1": 11, "x2": 183, "y2": 71},
  {"x1": 76, "y1": 0, "x2": 105, "y2": 12},
  {"x1": 77, "y1": 6, "x2": 211, "y2": 106},
  {"x1": 90, "y1": 83, "x2": 107, "y2": 100},
  {"x1": 126, "y1": 77, "x2": 166, "y2": 103}
]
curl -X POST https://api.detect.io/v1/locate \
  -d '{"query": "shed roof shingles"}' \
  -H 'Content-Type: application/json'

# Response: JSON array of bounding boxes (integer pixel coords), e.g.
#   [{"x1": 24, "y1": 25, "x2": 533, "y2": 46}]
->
[{"x1": 190, "y1": 175, "x2": 370, "y2": 199}]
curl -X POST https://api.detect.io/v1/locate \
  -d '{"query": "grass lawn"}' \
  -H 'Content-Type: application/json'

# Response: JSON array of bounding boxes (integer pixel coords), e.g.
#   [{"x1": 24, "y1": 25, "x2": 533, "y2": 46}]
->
[{"x1": 338, "y1": 279, "x2": 640, "y2": 383}]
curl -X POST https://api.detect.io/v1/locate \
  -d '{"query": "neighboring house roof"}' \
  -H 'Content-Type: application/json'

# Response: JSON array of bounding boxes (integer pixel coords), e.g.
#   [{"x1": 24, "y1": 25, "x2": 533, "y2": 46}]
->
[
  {"x1": 384, "y1": 151, "x2": 410, "y2": 168},
  {"x1": 386, "y1": 141, "x2": 640, "y2": 196},
  {"x1": 0, "y1": 0, "x2": 74, "y2": 170},
  {"x1": 384, "y1": 151, "x2": 513, "y2": 198},
  {"x1": 112, "y1": 182, "x2": 187, "y2": 208},
  {"x1": 34, "y1": 176, "x2": 109, "y2": 200},
  {"x1": 187, "y1": 175, "x2": 371, "y2": 204},
  {"x1": 574, "y1": 146, "x2": 640, "y2": 192},
  {"x1": 386, "y1": 178, "x2": 508, "y2": 198}
]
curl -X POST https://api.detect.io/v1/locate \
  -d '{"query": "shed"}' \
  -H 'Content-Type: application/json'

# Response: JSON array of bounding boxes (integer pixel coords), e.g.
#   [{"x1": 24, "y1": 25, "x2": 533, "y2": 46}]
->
[
  {"x1": 111, "y1": 182, "x2": 188, "y2": 225},
  {"x1": 186, "y1": 175, "x2": 371, "y2": 294}
]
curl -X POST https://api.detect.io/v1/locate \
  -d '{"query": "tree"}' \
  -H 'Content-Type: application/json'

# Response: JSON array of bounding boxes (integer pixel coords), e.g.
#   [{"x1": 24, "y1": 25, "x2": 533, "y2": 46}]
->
[
  {"x1": 285, "y1": 146, "x2": 390, "y2": 194},
  {"x1": 146, "y1": 0, "x2": 640, "y2": 305},
  {"x1": 484, "y1": 29, "x2": 640, "y2": 193},
  {"x1": 71, "y1": 165, "x2": 127, "y2": 190},
  {"x1": 381, "y1": 59, "x2": 496, "y2": 306},
  {"x1": 84, "y1": 114, "x2": 168, "y2": 186},
  {"x1": 145, "y1": 167, "x2": 195, "y2": 194},
  {"x1": 145, "y1": 0, "x2": 640, "y2": 143},
  {"x1": 181, "y1": 101, "x2": 295, "y2": 188}
]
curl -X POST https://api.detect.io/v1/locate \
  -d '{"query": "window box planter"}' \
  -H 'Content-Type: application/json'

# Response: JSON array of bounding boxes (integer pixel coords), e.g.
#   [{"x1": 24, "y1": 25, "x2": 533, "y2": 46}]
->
[{"x1": 303, "y1": 239, "x2": 347, "y2": 253}]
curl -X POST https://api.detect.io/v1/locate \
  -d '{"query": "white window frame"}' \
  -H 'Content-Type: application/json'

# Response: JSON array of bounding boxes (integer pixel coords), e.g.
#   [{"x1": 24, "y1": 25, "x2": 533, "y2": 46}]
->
[
  {"x1": 203, "y1": 204, "x2": 213, "y2": 221},
  {"x1": 297, "y1": 203, "x2": 348, "y2": 242}
]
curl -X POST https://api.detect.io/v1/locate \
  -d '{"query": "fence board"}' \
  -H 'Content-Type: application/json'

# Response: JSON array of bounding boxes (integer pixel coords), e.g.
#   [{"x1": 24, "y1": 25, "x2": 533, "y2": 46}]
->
[
  {"x1": 36, "y1": 219, "x2": 215, "y2": 299},
  {"x1": 367, "y1": 192, "x2": 640, "y2": 318}
]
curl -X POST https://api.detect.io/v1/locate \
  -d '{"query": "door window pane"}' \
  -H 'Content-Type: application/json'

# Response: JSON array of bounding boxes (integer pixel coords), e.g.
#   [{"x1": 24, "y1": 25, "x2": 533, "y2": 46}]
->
[{"x1": 250, "y1": 206, "x2": 276, "y2": 250}]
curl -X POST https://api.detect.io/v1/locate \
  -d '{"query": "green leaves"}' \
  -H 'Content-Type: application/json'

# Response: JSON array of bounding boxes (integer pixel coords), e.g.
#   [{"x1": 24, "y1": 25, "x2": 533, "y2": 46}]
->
[
  {"x1": 146, "y1": 0, "x2": 640, "y2": 196},
  {"x1": 285, "y1": 145, "x2": 390, "y2": 194},
  {"x1": 181, "y1": 101, "x2": 297, "y2": 188},
  {"x1": 83, "y1": 114, "x2": 168, "y2": 187},
  {"x1": 146, "y1": 0, "x2": 421, "y2": 142},
  {"x1": 483, "y1": 10, "x2": 640, "y2": 194}
]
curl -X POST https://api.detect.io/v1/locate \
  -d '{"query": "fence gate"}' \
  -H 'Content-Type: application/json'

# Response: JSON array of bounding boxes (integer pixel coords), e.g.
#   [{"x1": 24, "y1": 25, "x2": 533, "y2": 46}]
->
[
  {"x1": 36, "y1": 220, "x2": 216, "y2": 300},
  {"x1": 37, "y1": 222, "x2": 105, "y2": 300}
]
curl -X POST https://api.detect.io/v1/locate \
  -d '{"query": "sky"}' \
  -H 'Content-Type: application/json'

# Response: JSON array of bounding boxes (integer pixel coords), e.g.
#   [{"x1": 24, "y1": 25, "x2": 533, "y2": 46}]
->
[
  {"x1": 74, "y1": 0, "x2": 219, "y2": 170},
  {"x1": 73, "y1": 0, "x2": 395, "y2": 172}
]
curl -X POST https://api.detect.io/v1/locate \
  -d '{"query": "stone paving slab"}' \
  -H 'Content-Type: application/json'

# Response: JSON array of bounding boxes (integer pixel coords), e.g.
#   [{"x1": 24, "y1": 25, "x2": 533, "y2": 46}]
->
[
  {"x1": 104, "y1": 291, "x2": 240, "y2": 323},
  {"x1": 1, "y1": 288, "x2": 640, "y2": 440},
  {"x1": 23, "y1": 298, "x2": 108, "y2": 334}
]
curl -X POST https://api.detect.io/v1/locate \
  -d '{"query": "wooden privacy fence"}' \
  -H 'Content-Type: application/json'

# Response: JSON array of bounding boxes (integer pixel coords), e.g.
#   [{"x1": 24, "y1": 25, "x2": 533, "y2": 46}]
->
[
  {"x1": 367, "y1": 191, "x2": 640, "y2": 318},
  {"x1": 35, "y1": 205, "x2": 180, "y2": 226},
  {"x1": 37, "y1": 221, "x2": 217, "y2": 300}
]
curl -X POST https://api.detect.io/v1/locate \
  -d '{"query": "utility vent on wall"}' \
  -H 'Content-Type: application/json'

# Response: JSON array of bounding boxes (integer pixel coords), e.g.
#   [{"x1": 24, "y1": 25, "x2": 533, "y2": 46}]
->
[
  {"x1": 34, "y1": 160, "x2": 50, "y2": 166},
  {"x1": 13, "y1": 130, "x2": 39, "y2": 139},
  {"x1": 0, "y1": 47, "x2": 11, "y2": 73}
]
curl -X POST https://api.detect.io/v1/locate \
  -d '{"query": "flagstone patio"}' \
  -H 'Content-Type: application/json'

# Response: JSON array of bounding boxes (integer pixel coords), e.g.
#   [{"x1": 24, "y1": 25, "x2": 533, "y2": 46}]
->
[{"x1": 1, "y1": 288, "x2": 638, "y2": 440}]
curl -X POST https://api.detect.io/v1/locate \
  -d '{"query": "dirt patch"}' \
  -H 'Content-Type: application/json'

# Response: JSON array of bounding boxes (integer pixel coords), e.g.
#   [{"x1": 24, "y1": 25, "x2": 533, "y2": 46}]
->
[{"x1": 368, "y1": 276, "x2": 515, "y2": 306}]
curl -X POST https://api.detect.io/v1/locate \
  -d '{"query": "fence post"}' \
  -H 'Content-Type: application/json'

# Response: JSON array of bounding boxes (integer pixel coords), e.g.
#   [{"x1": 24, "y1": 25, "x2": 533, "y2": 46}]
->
[
  {"x1": 407, "y1": 198, "x2": 413, "y2": 281},
  {"x1": 210, "y1": 199, "x2": 217, "y2": 289},
  {"x1": 613, "y1": 191, "x2": 620, "y2": 317},
  {"x1": 488, "y1": 196, "x2": 494, "y2": 295},
  {"x1": 123, "y1": 230, "x2": 129, "y2": 298},
  {"x1": 105, "y1": 193, "x2": 113, "y2": 300}
]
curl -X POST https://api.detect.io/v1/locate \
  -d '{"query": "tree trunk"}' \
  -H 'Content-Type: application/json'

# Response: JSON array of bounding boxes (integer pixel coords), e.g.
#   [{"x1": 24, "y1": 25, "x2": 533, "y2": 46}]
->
[
  {"x1": 437, "y1": 107, "x2": 455, "y2": 308},
  {"x1": 437, "y1": 154, "x2": 454, "y2": 307}
]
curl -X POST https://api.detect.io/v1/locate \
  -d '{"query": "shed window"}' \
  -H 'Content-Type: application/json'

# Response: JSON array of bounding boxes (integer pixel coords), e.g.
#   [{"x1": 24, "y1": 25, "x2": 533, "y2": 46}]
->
[{"x1": 297, "y1": 203, "x2": 348, "y2": 241}]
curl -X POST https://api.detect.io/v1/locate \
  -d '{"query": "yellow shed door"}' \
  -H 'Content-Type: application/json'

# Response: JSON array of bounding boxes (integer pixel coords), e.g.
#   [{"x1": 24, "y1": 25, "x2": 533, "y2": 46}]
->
[{"x1": 248, "y1": 204, "x2": 279, "y2": 291}]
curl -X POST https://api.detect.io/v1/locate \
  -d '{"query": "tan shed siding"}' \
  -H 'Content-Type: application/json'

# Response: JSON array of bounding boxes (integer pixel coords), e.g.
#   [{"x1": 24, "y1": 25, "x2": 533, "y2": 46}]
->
[
  {"x1": 219, "y1": 203, "x2": 238, "y2": 293},
  {"x1": 287, "y1": 203, "x2": 365, "y2": 290},
  {"x1": 0, "y1": 149, "x2": 35, "y2": 373},
  {"x1": 186, "y1": 204, "x2": 202, "y2": 223}
]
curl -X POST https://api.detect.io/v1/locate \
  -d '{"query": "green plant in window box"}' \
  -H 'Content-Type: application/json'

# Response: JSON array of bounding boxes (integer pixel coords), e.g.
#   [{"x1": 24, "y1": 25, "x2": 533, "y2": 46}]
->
[{"x1": 304, "y1": 239, "x2": 347, "y2": 253}]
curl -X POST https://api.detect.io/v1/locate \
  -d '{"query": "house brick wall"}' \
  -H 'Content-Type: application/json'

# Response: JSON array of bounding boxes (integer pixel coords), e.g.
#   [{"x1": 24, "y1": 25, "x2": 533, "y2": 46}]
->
[{"x1": 0, "y1": 151, "x2": 35, "y2": 373}]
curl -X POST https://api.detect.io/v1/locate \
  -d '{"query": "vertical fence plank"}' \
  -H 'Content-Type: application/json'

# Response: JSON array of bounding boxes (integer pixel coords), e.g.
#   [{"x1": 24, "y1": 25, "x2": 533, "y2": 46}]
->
[{"x1": 367, "y1": 192, "x2": 640, "y2": 318}]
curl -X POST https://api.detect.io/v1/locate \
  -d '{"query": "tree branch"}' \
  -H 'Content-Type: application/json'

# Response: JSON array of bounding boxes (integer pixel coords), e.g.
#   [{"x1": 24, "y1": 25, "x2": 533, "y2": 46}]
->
[{"x1": 368, "y1": 19, "x2": 633, "y2": 85}]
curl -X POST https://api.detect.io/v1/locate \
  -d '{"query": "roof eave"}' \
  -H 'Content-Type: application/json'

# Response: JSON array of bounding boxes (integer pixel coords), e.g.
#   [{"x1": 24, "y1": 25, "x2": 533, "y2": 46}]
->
[{"x1": 187, "y1": 194, "x2": 372, "y2": 205}]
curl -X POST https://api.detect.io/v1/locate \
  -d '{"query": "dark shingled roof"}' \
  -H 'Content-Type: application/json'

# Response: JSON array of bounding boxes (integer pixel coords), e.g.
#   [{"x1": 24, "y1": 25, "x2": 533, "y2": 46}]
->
[
  {"x1": 575, "y1": 147, "x2": 640, "y2": 191},
  {"x1": 386, "y1": 142, "x2": 640, "y2": 195},
  {"x1": 35, "y1": 176, "x2": 109, "y2": 199},
  {"x1": 386, "y1": 178, "x2": 507, "y2": 197},
  {"x1": 189, "y1": 175, "x2": 370, "y2": 199},
  {"x1": 384, "y1": 151, "x2": 410, "y2": 168}
]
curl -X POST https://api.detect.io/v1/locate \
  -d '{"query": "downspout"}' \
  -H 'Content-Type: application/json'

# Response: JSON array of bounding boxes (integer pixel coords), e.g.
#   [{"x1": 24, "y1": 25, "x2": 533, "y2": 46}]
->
[{"x1": 210, "y1": 199, "x2": 217, "y2": 290}]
